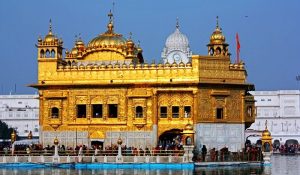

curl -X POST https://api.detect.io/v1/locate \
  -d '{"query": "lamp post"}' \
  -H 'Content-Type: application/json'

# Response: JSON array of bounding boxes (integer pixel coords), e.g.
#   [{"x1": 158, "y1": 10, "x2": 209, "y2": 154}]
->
[
  {"x1": 54, "y1": 137, "x2": 59, "y2": 157},
  {"x1": 11, "y1": 130, "x2": 16, "y2": 156},
  {"x1": 116, "y1": 136, "x2": 123, "y2": 163}
]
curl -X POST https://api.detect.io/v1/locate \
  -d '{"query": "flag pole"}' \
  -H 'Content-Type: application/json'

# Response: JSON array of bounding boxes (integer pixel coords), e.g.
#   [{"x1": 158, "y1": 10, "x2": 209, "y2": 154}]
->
[{"x1": 236, "y1": 33, "x2": 240, "y2": 64}]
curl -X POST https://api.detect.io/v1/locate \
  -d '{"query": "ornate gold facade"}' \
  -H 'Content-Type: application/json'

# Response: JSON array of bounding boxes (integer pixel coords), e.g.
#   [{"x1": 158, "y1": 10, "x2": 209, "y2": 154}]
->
[{"x1": 31, "y1": 13, "x2": 255, "y2": 150}]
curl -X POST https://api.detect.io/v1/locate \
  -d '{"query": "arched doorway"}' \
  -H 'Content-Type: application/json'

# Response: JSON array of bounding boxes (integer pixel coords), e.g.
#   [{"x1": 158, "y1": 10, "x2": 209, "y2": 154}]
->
[{"x1": 158, "y1": 129, "x2": 183, "y2": 149}]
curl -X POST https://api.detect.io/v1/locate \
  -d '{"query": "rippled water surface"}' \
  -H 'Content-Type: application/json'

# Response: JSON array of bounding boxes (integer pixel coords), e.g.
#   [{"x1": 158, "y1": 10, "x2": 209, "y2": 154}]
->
[{"x1": 0, "y1": 155, "x2": 299, "y2": 175}]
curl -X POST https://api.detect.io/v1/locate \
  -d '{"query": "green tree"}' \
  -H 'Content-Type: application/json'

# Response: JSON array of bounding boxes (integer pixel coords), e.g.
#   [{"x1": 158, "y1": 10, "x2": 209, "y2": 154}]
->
[{"x1": 0, "y1": 120, "x2": 15, "y2": 140}]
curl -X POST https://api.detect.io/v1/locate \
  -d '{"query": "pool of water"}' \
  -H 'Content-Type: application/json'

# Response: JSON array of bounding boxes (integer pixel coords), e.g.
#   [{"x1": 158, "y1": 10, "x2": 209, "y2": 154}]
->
[{"x1": 0, "y1": 155, "x2": 299, "y2": 175}]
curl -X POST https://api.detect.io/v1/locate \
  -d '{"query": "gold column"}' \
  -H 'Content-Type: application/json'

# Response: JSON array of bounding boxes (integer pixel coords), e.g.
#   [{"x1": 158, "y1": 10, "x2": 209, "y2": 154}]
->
[
  {"x1": 152, "y1": 90, "x2": 158, "y2": 146},
  {"x1": 192, "y1": 90, "x2": 198, "y2": 145},
  {"x1": 241, "y1": 92, "x2": 245, "y2": 122},
  {"x1": 193, "y1": 90, "x2": 198, "y2": 124},
  {"x1": 153, "y1": 90, "x2": 158, "y2": 125}
]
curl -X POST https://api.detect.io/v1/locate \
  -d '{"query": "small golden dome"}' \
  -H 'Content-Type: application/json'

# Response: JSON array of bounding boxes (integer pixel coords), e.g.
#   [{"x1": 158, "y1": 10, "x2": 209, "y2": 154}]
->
[
  {"x1": 209, "y1": 16, "x2": 226, "y2": 45},
  {"x1": 137, "y1": 46, "x2": 143, "y2": 53},
  {"x1": 44, "y1": 19, "x2": 57, "y2": 42},
  {"x1": 165, "y1": 61, "x2": 170, "y2": 67},
  {"x1": 171, "y1": 62, "x2": 178, "y2": 67},
  {"x1": 129, "y1": 62, "x2": 134, "y2": 68},
  {"x1": 185, "y1": 123, "x2": 193, "y2": 130},
  {"x1": 45, "y1": 33, "x2": 56, "y2": 42},
  {"x1": 100, "y1": 62, "x2": 106, "y2": 69},
  {"x1": 179, "y1": 61, "x2": 185, "y2": 67},
  {"x1": 262, "y1": 129, "x2": 271, "y2": 137},
  {"x1": 76, "y1": 38, "x2": 85, "y2": 47},
  {"x1": 151, "y1": 62, "x2": 156, "y2": 68},
  {"x1": 114, "y1": 61, "x2": 120, "y2": 68},
  {"x1": 79, "y1": 63, "x2": 85, "y2": 69},
  {"x1": 54, "y1": 137, "x2": 59, "y2": 145},
  {"x1": 71, "y1": 47, "x2": 78, "y2": 55},
  {"x1": 107, "y1": 62, "x2": 113, "y2": 68},
  {"x1": 186, "y1": 61, "x2": 192, "y2": 67},
  {"x1": 122, "y1": 62, "x2": 127, "y2": 68},
  {"x1": 143, "y1": 63, "x2": 148, "y2": 68}
]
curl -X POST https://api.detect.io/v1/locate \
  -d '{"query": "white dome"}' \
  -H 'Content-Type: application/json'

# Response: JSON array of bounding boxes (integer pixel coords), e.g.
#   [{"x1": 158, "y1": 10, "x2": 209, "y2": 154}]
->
[{"x1": 165, "y1": 28, "x2": 189, "y2": 51}]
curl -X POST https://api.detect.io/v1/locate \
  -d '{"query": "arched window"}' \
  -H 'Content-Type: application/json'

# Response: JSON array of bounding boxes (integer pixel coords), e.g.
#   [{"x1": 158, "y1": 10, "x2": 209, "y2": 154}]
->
[
  {"x1": 51, "y1": 107, "x2": 59, "y2": 118},
  {"x1": 51, "y1": 50, "x2": 56, "y2": 58},
  {"x1": 135, "y1": 106, "x2": 143, "y2": 118},
  {"x1": 209, "y1": 48, "x2": 214, "y2": 56},
  {"x1": 45, "y1": 50, "x2": 50, "y2": 58},
  {"x1": 216, "y1": 47, "x2": 221, "y2": 55},
  {"x1": 40, "y1": 49, "x2": 45, "y2": 58}
]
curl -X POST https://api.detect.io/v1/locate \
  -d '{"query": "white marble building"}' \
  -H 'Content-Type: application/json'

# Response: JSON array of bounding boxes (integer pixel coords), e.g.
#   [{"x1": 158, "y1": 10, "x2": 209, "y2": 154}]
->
[
  {"x1": 0, "y1": 94, "x2": 39, "y2": 139},
  {"x1": 248, "y1": 90, "x2": 300, "y2": 144}
]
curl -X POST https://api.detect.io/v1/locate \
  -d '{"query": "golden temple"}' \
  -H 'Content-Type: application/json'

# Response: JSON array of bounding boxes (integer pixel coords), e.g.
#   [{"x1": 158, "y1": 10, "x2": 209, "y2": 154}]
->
[{"x1": 30, "y1": 12, "x2": 255, "y2": 151}]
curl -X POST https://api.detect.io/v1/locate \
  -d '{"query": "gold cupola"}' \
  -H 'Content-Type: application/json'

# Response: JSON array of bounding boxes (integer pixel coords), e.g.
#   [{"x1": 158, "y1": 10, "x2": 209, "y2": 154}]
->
[
  {"x1": 207, "y1": 16, "x2": 229, "y2": 57},
  {"x1": 37, "y1": 19, "x2": 63, "y2": 60},
  {"x1": 209, "y1": 17, "x2": 226, "y2": 45},
  {"x1": 44, "y1": 19, "x2": 60, "y2": 44},
  {"x1": 261, "y1": 120, "x2": 272, "y2": 152}
]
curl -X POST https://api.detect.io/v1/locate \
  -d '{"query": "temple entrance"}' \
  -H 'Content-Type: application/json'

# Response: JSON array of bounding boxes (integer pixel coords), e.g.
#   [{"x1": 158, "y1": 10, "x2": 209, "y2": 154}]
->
[{"x1": 158, "y1": 129, "x2": 183, "y2": 149}]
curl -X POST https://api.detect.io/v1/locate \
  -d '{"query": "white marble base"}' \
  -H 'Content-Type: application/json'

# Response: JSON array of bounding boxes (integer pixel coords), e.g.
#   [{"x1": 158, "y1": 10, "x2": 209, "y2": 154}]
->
[
  {"x1": 262, "y1": 152, "x2": 272, "y2": 164},
  {"x1": 196, "y1": 123, "x2": 245, "y2": 152}
]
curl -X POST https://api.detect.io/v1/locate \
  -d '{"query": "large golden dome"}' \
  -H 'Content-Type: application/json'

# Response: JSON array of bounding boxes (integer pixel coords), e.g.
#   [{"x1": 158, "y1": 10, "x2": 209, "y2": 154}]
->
[
  {"x1": 87, "y1": 14, "x2": 126, "y2": 49},
  {"x1": 87, "y1": 34, "x2": 126, "y2": 48}
]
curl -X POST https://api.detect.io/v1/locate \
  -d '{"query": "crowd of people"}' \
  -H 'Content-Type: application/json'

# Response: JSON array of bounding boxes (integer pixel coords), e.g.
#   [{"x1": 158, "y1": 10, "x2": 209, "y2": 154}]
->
[
  {"x1": 273, "y1": 144, "x2": 300, "y2": 154},
  {"x1": 2, "y1": 140, "x2": 299, "y2": 162},
  {"x1": 192, "y1": 144, "x2": 263, "y2": 162},
  {"x1": 0, "y1": 143, "x2": 185, "y2": 157}
]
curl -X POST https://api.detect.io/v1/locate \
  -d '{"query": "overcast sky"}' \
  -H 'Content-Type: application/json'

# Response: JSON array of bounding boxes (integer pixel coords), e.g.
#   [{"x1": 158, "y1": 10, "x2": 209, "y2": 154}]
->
[{"x1": 0, "y1": 0, "x2": 299, "y2": 94}]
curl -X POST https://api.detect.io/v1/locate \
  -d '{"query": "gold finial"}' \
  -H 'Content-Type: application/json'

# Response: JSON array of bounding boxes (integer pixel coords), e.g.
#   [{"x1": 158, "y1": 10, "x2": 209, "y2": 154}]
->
[
  {"x1": 176, "y1": 17, "x2": 179, "y2": 29},
  {"x1": 129, "y1": 32, "x2": 132, "y2": 40},
  {"x1": 49, "y1": 19, "x2": 52, "y2": 34},
  {"x1": 107, "y1": 10, "x2": 114, "y2": 33},
  {"x1": 108, "y1": 10, "x2": 113, "y2": 23},
  {"x1": 216, "y1": 16, "x2": 219, "y2": 29}
]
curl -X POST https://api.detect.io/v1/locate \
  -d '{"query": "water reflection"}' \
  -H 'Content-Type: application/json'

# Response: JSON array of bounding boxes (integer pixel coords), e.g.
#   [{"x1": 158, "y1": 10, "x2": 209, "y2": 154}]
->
[
  {"x1": 195, "y1": 166, "x2": 266, "y2": 175},
  {"x1": 0, "y1": 155, "x2": 299, "y2": 175},
  {"x1": 0, "y1": 168, "x2": 193, "y2": 175}
]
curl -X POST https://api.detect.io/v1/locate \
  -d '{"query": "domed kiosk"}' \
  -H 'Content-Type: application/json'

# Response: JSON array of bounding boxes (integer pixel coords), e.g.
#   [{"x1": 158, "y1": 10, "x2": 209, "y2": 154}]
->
[{"x1": 161, "y1": 18, "x2": 192, "y2": 64}]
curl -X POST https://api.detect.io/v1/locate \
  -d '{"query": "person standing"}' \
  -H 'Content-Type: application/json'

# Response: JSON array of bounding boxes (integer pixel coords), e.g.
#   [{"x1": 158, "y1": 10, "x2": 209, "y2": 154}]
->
[{"x1": 201, "y1": 145, "x2": 207, "y2": 162}]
